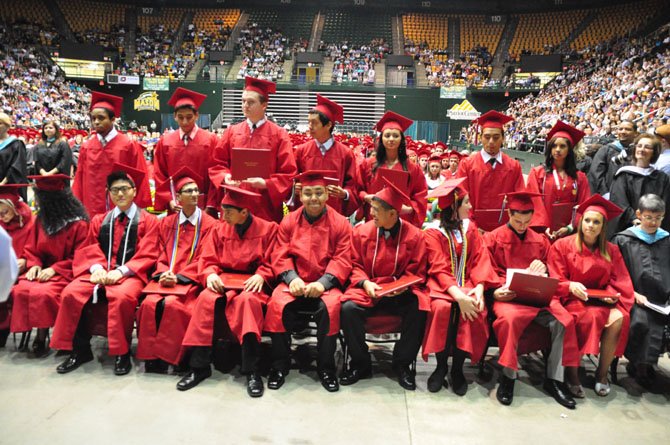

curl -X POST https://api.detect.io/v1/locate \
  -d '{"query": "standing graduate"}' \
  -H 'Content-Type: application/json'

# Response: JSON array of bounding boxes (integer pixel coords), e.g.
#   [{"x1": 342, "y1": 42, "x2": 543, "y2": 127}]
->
[
  {"x1": 0, "y1": 112, "x2": 28, "y2": 201},
  {"x1": 179, "y1": 185, "x2": 278, "y2": 397},
  {"x1": 547, "y1": 194, "x2": 634, "y2": 397},
  {"x1": 293, "y1": 94, "x2": 360, "y2": 216},
  {"x1": 208, "y1": 77, "x2": 297, "y2": 223},
  {"x1": 153, "y1": 88, "x2": 218, "y2": 214},
  {"x1": 10, "y1": 175, "x2": 89, "y2": 356},
  {"x1": 483, "y1": 191, "x2": 579, "y2": 408},
  {"x1": 358, "y1": 112, "x2": 427, "y2": 227},
  {"x1": 72, "y1": 92, "x2": 152, "y2": 217},
  {"x1": 264, "y1": 170, "x2": 353, "y2": 392},
  {"x1": 340, "y1": 178, "x2": 428, "y2": 390},
  {"x1": 136, "y1": 168, "x2": 218, "y2": 372},
  {"x1": 52, "y1": 164, "x2": 158, "y2": 375},
  {"x1": 33, "y1": 120, "x2": 73, "y2": 179},
  {"x1": 612, "y1": 194, "x2": 670, "y2": 388},
  {"x1": 456, "y1": 111, "x2": 525, "y2": 232}
]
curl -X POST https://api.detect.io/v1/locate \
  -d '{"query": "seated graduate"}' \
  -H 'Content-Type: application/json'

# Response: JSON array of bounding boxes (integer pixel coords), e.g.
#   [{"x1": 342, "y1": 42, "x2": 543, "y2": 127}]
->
[
  {"x1": 421, "y1": 179, "x2": 498, "y2": 396},
  {"x1": 612, "y1": 193, "x2": 670, "y2": 388},
  {"x1": 10, "y1": 175, "x2": 89, "y2": 356},
  {"x1": 178, "y1": 185, "x2": 278, "y2": 397},
  {"x1": 547, "y1": 194, "x2": 634, "y2": 397},
  {"x1": 483, "y1": 191, "x2": 579, "y2": 409},
  {"x1": 264, "y1": 170, "x2": 353, "y2": 393},
  {"x1": 135, "y1": 168, "x2": 217, "y2": 373},
  {"x1": 51, "y1": 164, "x2": 158, "y2": 376},
  {"x1": 339, "y1": 178, "x2": 428, "y2": 391}
]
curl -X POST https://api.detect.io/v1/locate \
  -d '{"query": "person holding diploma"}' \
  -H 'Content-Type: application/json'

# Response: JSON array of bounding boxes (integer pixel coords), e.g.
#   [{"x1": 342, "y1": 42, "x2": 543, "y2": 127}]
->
[
  {"x1": 526, "y1": 121, "x2": 590, "y2": 240},
  {"x1": 612, "y1": 194, "x2": 670, "y2": 388},
  {"x1": 135, "y1": 168, "x2": 218, "y2": 373},
  {"x1": 208, "y1": 77, "x2": 297, "y2": 223},
  {"x1": 421, "y1": 179, "x2": 498, "y2": 395},
  {"x1": 358, "y1": 111, "x2": 427, "y2": 227},
  {"x1": 179, "y1": 185, "x2": 277, "y2": 396},
  {"x1": 547, "y1": 194, "x2": 634, "y2": 397},
  {"x1": 264, "y1": 170, "x2": 352, "y2": 393},
  {"x1": 339, "y1": 178, "x2": 429, "y2": 390},
  {"x1": 483, "y1": 191, "x2": 579, "y2": 408}
]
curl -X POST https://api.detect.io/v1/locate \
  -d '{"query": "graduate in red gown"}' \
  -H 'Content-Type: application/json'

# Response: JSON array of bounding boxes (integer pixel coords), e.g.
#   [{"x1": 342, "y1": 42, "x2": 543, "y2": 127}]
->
[
  {"x1": 178, "y1": 185, "x2": 278, "y2": 396},
  {"x1": 72, "y1": 92, "x2": 152, "y2": 217},
  {"x1": 264, "y1": 170, "x2": 353, "y2": 392},
  {"x1": 0, "y1": 184, "x2": 33, "y2": 346},
  {"x1": 340, "y1": 178, "x2": 428, "y2": 390},
  {"x1": 135, "y1": 168, "x2": 217, "y2": 371},
  {"x1": 358, "y1": 112, "x2": 427, "y2": 227},
  {"x1": 456, "y1": 111, "x2": 526, "y2": 232},
  {"x1": 10, "y1": 175, "x2": 89, "y2": 356},
  {"x1": 293, "y1": 95, "x2": 360, "y2": 216},
  {"x1": 52, "y1": 164, "x2": 158, "y2": 376},
  {"x1": 153, "y1": 88, "x2": 218, "y2": 214},
  {"x1": 483, "y1": 191, "x2": 579, "y2": 409},
  {"x1": 527, "y1": 121, "x2": 590, "y2": 239},
  {"x1": 547, "y1": 194, "x2": 634, "y2": 397},
  {"x1": 422, "y1": 178, "x2": 498, "y2": 395},
  {"x1": 208, "y1": 77, "x2": 297, "y2": 223}
]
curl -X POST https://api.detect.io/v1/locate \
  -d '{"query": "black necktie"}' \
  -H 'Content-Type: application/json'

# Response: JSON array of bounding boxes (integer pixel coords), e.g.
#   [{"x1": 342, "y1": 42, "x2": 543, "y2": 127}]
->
[
  {"x1": 488, "y1": 158, "x2": 496, "y2": 168},
  {"x1": 251, "y1": 123, "x2": 257, "y2": 132},
  {"x1": 117, "y1": 212, "x2": 127, "y2": 225}
]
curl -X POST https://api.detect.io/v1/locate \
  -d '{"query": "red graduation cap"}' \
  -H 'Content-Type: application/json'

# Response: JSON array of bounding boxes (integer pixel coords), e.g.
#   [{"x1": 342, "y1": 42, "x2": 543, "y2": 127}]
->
[
  {"x1": 375, "y1": 111, "x2": 413, "y2": 133},
  {"x1": 473, "y1": 110, "x2": 514, "y2": 130},
  {"x1": 435, "y1": 141, "x2": 447, "y2": 150},
  {"x1": 295, "y1": 170, "x2": 338, "y2": 187},
  {"x1": 428, "y1": 155, "x2": 442, "y2": 165},
  {"x1": 90, "y1": 91, "x2": 123, "y2": 117},
  {"x1": 374, "y1": 177, "x2": 412, "y2": 213},
  {"x1": 427, "y1": 177, "x2": 467, "y2": 209},
  {"x1": 171, "y1": 166, "x2": 203, "y2": 193},
  {"x1": 0, "y1": 184, "x2": 29, "y2": 205},
  {"x1": 576, "y1": 194, "x2": 623, "y2": 221},
  {"x1": 500, "y1": 190, "x2": 543, "y2": 212},
  {"x1": 168, "y1": 87, "x2": 207, "y2": 111},
  {"x1": 220, "y1": 184, "x2": 261, "y2": 208},
  {"x1": 449, "y1": 151, "x2": 466, "y2": 160},
  {"x1": 244, "y1": 76, "x2": 276, "y2": 100},
  {"x1": 313, "y1": 94, "x2": 344, "y2": 124},
  {"x1": 27, "y1": 174, "x2": 71, "y2": 192},
  {"x1": 547, "y1": 120, "x2": 585, "y2": 146},
  {"x1": 406, "y1": 149, "x2": 417, "y2": 157},
  {"x1": 110, "y1": 162, "x2": 146, "y2": 188},
  {"x1": 418, "y1": 150, "x2": 430, "y2": 160}
]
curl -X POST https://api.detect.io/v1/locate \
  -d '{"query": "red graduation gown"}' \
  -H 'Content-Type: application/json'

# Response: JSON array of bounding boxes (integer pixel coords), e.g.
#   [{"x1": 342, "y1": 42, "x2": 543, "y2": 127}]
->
[
  {"x1": 294, "y1": 139, "x2": 360, "y2": 216},
  {"x1": 72, "y1": 134, "x2": 152, "y2": 217},
  {"x1": 135, "y1": 211, "x2": 217, "y2": 364},
  {"x1": 358, "y1": 158, "x2": 428, "y2": 228},
  {"x1": 526, "y1": 166, "x2": 590, "y2": 231},
  {"x1": 341, "y1": 219, "x2": 429, "y2": 310},
  {"x1": 483, "y1": 224, "x2": 579, "y2": 370},
  {"x1": 182, "y1": 216, "x2": 278, "y2": 346},
  {"x1": 11, "y1": 219, "x2": 88, "y2": 332},
  {"x1": 153, "y1": 128, "x2": 218, "y2": 211},
  {"x1": 51, "y1": 209, "x2": 158, "y2": 355},
  {"x1": 264, "y1": 206, "x2": 352, "y2": 336},
  {"x1": 456, "y1": 151, "x2": 525, "y2": 231},
  {"x1": 547, "y1": 235, "x2": 634, "y2": 356},
  {"x1": 422, "y1": 220, "x2": 498, "y2": 361},
  {"x1": 208, "y1": 120, "x2": 297, "y2": 223}
]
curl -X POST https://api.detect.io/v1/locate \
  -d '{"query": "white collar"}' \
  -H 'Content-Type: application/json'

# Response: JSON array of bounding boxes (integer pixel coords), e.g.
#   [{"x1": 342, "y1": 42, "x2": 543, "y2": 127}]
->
[
  {"x1": 247, "y1": 118, "x2": 266, "y2": 131},
  {"x1": 112, "y1": 203, "x2": 137, "y2": 220},
  {"x1": 317, "y1": 137, "x2": 334, "y2": 151},
  {"x1": 98, "y1": 128, "x2": 118, "y2": 144},
  {"x1": 178, "y1": 207, "x2": 201, "y2": 226},
  {"x1": 480, "y1": 149, "x2": 503, "y2": 165},
  {"x1": 178, "y1": 125, "x2": 198, "y2": 140}
]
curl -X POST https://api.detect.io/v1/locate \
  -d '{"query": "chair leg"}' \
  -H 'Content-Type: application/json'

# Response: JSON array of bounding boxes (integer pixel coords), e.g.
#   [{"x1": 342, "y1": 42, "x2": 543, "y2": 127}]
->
[{"x1": 17, "y1": 330, "x2": 31, "y2": 351}]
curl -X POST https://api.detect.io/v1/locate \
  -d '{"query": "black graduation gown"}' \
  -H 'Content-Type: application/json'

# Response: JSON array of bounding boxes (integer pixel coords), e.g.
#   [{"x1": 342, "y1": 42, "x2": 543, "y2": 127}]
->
[
  {"x1": 34, "y1": 140, "x2": 73, "y2": 175},
  {"x1": 0, "y1": 138, "x2": 28, "y2": 200},
  {"x1": 587, "y1": 142, "x2": 629, "y2": 195}
]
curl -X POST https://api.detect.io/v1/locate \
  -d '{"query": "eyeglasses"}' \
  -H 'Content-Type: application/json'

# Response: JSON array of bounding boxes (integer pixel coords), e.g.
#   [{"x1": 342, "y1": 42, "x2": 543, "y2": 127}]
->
[
  {"x1": 641, "y1": 215, "x2": 664, "y2": 222},
  {"x1": 179, "y1": 187, "x2": 200, "y2": 195},
  {"x1": 108, "y1": 186, "x2": 134, "y2": 194}
]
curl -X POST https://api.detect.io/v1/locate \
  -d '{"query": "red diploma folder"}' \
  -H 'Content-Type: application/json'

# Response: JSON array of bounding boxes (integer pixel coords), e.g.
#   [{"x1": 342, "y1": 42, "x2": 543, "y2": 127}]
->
[
  {"x1": 231, "y1": 148, "x2": 272, "y2": 180},
  {"x1": 143, "y1": 281, "x2": 191, "y2": 296},
  {"x1": 586, "y1": 289, "x2": 618, "y2": 299},
  {"x1": 550, "y1": 202, "x2": 574, "y2": 232},
  {"x1": 220, "y1": 272, "x2": 253, "y2": 290},
  {"x1": 508, "y1": 272, "x2": 558, "y2": 307},
  {"x1": 473, "y1": 209, "x2": 509, "y2": 232},
  {"x1": 375, "y1": 168, "x2": 410, "y2": 194},
  {"x1": 377, "y1": 275, "x2": 423, "y2": 297}
]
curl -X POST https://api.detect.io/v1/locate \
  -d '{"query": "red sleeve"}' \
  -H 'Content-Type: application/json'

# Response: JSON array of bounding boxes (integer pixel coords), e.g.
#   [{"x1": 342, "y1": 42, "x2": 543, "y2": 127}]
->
[
  {"x1": 606, "y1": 243, "x2": 634, "y2": 314},
  {"x1": 197, "y1": 226, "x2": 223, "y2": 285},
  {"x1": 527, "y1": 167, "x2": 550, "y2": 230},
  {"x1": 466, "y1": 224, "x2": 499, "y2": 289},
  {"x1": 20, "y1": 224, "x2": 40, "y2": 269},
  {"x1": 152, "y1": 138, "x2": 171, "y2": 211},
  {"x1": 323, "y1": 215, "x2": 353, "y2": 285},
  {"x1": 256, "y1": 222, "x2": 279, "y2": 283},
  {"x1": 547, "y1": 238, "x2": 572, "y2": 298},
  {"x1": 209, "y1": 130, "x2": 232, "y2": 191},
  {"x1": 349, "y1": 226, "x2": 371, "y2": 285},
  {"x1": 270, "y1": 215, "x2": 298, "y2": 278},
  {"x1": 50, "y1": 220, "x2": 89, "y2": 280},
  {"x1": 481, "y1": 230, "x2": 506, "y2": 286},
  {"x1": 407, "y1": 163, "x2": 428, "y2": 227},
  {"x1": 130, "y1": 141, "x2": 153, "y2": 209},
  {"x1": 71, "y1": 145, "x2": 87, "y2": 201},
  {"x1": 342, "y1": 150, "x2": 362, "y2": 216},
  {"x1": 357, "y1": 160, "x2": 373, "y2": 202},
  {"x1": 123, "y1": 212, "x2": 159, "y2": 282},
  {"x1": 424, "y1": 229, "x2": 458, "y2": 294},
  {"x1": 72, "y1": 214, "x2": 107, "y2": 277},
  {"x1": 265, "y1": 127, "x2": 298, "y2": 209},
  {"x1": 576, "y1": 172, "x2": 591, "y2": 206}
]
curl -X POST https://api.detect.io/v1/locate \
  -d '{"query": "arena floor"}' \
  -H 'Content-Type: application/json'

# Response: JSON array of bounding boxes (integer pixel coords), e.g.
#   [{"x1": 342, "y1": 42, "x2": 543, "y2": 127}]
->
[{"x1": 1, "y1": 337, "x2": 668, "y2": 445}]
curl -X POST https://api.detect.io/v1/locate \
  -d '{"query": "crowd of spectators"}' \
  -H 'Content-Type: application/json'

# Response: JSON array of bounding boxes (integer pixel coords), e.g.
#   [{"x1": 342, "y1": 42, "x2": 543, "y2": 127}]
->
[
  {"x1": 406, "y1": 41, "x2": 494, "y2": 88},
  {"x1": 236, "y1": 24, "x2": 290, "y2": 81},
  {"x1": 323, "y1": 38, "x2": 390, "y2": 85}
]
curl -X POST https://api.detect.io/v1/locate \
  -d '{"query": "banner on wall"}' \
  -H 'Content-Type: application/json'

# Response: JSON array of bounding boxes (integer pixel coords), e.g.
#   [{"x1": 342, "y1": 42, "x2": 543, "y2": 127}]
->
[
  {"x1": 446, "y1": 100, "x2": 480, "y2": 120},
  {"x1": 134, "y1": 92, "x2": 160, "y2": 112},
  {"x1": 143, "y1": 77, "x2": 170, "y2": 91},
  {"x1": 440, "y1": 85, "x2": 467, "y2": 99}
]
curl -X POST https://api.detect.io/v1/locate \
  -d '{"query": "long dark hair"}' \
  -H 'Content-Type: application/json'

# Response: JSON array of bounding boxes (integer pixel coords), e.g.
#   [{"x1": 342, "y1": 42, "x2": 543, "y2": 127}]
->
[
  {"x1": 439, "y1": 196, "x2": 465, "y2": 232},
  {"x1": 373, "y1": 130, "x2": 408, "y2": 174},
  {"x1": 34, "y1": 188, "x2": 89, "y2": 236},
  {"x1": 544, "y1": 136, "x2": 578, "y2": 179},
  {"x1": 40, "y1": 120, "x2": 62, "y2": 143}
]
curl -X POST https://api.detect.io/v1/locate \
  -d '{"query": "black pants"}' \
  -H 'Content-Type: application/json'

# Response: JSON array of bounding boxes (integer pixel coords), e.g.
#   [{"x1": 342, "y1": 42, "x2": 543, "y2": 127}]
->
[
  {"x1": 270, "y1": 297, "x2": 336, "y2": 374},
  {"x1": 340, "y1": 292, "x2": 426, "y2": 371}
]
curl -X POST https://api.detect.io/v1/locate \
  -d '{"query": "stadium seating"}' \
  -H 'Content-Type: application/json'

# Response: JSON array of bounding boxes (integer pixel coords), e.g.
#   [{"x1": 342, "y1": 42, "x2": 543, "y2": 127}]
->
[
  {"x1": 508, "y1": 10, "x2": 587, "y2": 58},
  {"x1": 322, "y1": 9, "x2": 392, "y2": 47}
]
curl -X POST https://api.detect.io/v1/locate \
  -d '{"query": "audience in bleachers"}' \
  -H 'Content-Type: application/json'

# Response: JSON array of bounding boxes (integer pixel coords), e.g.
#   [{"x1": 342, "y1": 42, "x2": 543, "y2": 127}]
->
[
  {"x1": 325, "y1": 39, "x2": 389, "y2": 85},
  {"x1": 236, "y1": 23, "x2": 289, "y2": 81}
]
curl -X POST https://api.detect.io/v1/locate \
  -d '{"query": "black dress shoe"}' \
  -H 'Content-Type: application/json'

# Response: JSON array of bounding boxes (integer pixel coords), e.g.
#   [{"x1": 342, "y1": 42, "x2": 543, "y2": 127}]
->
[
  {"x1": 267, "y1": 368, "x2": 286, "y2": 390},
  {"x1": 246, "y1": 373, "x2": 264, "y2": 398},
  {"x1": 496, "y1": 375, "x2": 515, "y2": 406},
  {"x1": 145, "y1": 359, "x2": 169, "y2": 374},
  {"x1": 396, "y1": 365, "x2": 416, "y2": 391},
  {"x1": 56, "y1": 351, "x2": 94, "y2": 374},
  {"x1": 31, "y1": 338, "x2": 49, "y2": 357},
  {"x1": 319, "y1": 370, "x2": 339, "y2": 392},
  {"x1": 0, "y1": 329, "x2": 10, "y2": 348},
  {"x1": 114, "y1": 353, "x2": 132, "y2": 376},
  {"x1": 450, "y1": 367, "x2": 468, "y2": 396},
  {"x1": 176, "y1": 367, "x2": 212, "y2": 391},
  {"x1": 543, "y1": 379, "x2": 576, "y2": 409},
  {"x1": 339, "y1": 367, "x2": 372, "y2": 386},
  {"x1": 427, "y1": 365, "x2": 449, "y2": 393}
]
